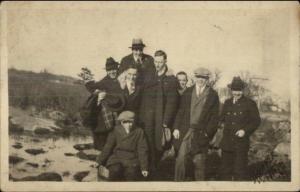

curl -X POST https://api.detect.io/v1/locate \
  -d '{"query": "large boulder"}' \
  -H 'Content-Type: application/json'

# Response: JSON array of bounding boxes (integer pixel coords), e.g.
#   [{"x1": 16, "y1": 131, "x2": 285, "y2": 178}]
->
[
  {"x1": 12, "y1": 142, "x2": 23, "y2": 149},
  {"x1": 12, "y1": 172, "x2": 62, "y2": 181},
  {"x1": 25, "y1": 148, "x2": 46, "y2": 155},
  {"x1": 76, "y1": 149, "x2": 100, "y2": 162},
  {"x1": 9, "y1": 155, "x2": 25, "y2": 164}
]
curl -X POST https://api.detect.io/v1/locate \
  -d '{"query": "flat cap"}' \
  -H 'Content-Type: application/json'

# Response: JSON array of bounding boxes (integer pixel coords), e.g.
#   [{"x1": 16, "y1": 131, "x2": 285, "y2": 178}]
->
[
  {"x1": 193, "y1": 67, "x2": 211, "y2": 79},
  {"x1": 117, "y1": 111, "x2": 135, "y2": 122}
]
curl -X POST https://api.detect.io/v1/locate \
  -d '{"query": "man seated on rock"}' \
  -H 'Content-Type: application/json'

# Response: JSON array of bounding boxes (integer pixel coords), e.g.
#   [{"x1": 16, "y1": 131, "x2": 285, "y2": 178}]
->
[{"x1": 96, "y1": 111, "x2": 149, "y2": 181}]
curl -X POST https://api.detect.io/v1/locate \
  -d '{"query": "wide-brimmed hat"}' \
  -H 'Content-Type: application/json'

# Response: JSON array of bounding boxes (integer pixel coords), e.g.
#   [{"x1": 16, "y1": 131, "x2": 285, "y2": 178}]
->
[
  {"x1": 129, "y1": 38, "x2": 146, "y2": 49},
  {"x1": 227, "y1": 76, "x2": 245, "y2": 91},
  {"x1": 105, "y1": 57, "x2": 119, "y2": 71},
  {"x1": 117, "y1": 111, "x2": 135, "y2": 122},
  {"x1": 193, "y1": 67, "x2": 211, "y2": 79}
]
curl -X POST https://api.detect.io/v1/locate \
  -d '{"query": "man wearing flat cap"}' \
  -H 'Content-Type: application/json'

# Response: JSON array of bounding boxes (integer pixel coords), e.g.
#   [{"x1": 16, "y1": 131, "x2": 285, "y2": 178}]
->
[
  {"x1": 96, "y1": 111, "x2": 149, "y2": 181},
  {"x1": 219, "y1": 76, "x2": 261, "y2": 181},
  {"x1": 119, "y1": 38, "x2": 156, "y2": 87},
  {"x1": 84, "y1": 57, "x2": 124, "y2": 150},
  {"x1": 173, "y1": 67, "x2": 220, "y2": 181}
]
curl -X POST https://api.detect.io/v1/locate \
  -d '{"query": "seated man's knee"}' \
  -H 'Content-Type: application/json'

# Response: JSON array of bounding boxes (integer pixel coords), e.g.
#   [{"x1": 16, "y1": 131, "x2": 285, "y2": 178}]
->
[{"x1": 108, "y1": 164, "x2": 123, "y2": 181}]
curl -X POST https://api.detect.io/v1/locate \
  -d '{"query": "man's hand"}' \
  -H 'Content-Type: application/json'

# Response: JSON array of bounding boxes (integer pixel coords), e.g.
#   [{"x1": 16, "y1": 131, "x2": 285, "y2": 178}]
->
[
  {"x1": 173, "y1": 129, "x2": 180, "y2": 139},
  {"x1": 97, "y1": 91, "x2": 107, "y2": 105},
  {"x1": 235, "y1": 129, "x2": 245, "y2": 138},
  {"x1": 164, "y1": 127, "x2": 172, "y2": 142},
  {"x1": 141, "y1": 170, "x2": 149, "y2": 177}
]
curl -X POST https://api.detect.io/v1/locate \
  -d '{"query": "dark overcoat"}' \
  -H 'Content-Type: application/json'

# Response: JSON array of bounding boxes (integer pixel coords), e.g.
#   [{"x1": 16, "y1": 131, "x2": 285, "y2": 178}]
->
[
  {"x1": 97, "y1": 124, "x2": 149, "y2": 171},
  {"x1": 220, "y1": 96, "x2": 261, "y2": 152},
  {"x1": 173, "y1": 86, "x2": 220, "y2": 154},
  {"x1": 119, "y1": 53, "x2": 156, "y2": 87},
  {"x1": 140, "y1": 68, "x2": 179, "y2": 151}
]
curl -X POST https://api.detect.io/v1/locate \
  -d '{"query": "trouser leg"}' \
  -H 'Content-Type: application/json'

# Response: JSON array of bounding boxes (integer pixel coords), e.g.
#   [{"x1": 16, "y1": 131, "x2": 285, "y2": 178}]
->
[
  {"x1": 175, "y1": 139, "x2": 189, "y2": 181},
  {"x1": 124, "y1": 165, "x2": 140, "y2": 181},
  {"x1": 233, "y1": 150, "x2": 248, "y2": 181},
  {"x1": 93, "y1": 131, "x2": 108, "y2": 150},
  {"x1": 107, "y1": 163, "x2": 123, "y2": 181},
  {"x1": 219, "y1": 150, "x2": 234, "y2": 181},
  {"x1": 193, "y1": 153, "x2": 207, "y2": 181}
]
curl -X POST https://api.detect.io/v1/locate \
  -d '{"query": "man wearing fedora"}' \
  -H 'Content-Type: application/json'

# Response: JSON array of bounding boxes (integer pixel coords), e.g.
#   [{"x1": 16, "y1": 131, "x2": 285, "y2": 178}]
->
[
  {"x1": 219, "y1": 76, "x2": 261, "y2": 181},
  {"x1": 119, "y1": 38, "x2": 156, "y2": 87},
  {"x1": 84, "y1": 57, "x2": 124, "y2": 150},
  {"x1": 172, "y1": 67, "x2": 220, "y2": 181}
]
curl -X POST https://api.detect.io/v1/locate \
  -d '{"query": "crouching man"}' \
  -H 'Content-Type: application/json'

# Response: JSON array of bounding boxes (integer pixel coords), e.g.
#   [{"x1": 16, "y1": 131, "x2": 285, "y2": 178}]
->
[{"x1": 96, "y1": 111, "x2": 149, "y2": 181}]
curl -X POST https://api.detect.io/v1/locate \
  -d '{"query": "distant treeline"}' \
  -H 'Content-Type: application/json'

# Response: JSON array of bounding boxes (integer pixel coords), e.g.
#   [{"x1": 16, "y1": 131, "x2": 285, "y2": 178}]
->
[{"x1": 8, "y1": 68, "x2": 89, "y2": 116}]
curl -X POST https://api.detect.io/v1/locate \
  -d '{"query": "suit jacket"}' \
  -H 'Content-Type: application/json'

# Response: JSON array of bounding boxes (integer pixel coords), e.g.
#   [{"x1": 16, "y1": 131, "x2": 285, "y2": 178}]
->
[
  {"x1": 97, "y1": 125, "x2": 149, "y2": 171},
  {"x1": 220, "y1": 96, "x2": 261, "y2": 152},
  {"x1": 173, "y1": 85, "x2": 220, "y2": 154},
  {"x1": 119, "y1": 53, "x2": 156, "y2": 87}
]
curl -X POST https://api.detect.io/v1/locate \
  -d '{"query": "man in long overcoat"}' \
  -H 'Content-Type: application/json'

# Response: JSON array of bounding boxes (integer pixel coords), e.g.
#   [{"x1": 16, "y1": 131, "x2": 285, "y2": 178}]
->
[
  {"x1": 173, "y1": 67, "x2": 220, "y2": 181},
  {"x1": 140, "y1": 50, "x2": 179, "y2": 178},
  {"x1": 219, "y1": 76, "x2": 261, "y2": 181}
]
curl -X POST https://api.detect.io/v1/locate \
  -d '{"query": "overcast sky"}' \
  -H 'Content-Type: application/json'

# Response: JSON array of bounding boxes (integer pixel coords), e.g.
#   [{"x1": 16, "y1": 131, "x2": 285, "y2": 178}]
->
[{"x1": 4, "y1": 2, "x2": 297, "y2": 99}]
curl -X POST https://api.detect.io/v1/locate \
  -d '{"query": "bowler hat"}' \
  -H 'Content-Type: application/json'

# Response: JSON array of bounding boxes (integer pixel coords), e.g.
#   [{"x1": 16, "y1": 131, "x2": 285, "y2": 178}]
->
[
  {"x1": 228, "y1": 76, "x2": 245, "y2": 90},
  {"x1": 117, "y1": 111, "x2": 135, "y2": 122},
  {"x1": 193, "y1": 67, "x2": 210, "y2": 79},
  {"x1": 129, "y1": 38, "x2": 146, "y2": 49},
  {"x1": 105, "y1": 57, "x2": 119, "y2": 71}
]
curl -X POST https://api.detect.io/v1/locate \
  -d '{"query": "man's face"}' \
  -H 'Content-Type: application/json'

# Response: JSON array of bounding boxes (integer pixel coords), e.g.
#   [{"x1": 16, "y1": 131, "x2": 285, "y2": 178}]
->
[
  {"x1": 154, "y1": 55, "x2": 166, "y2": 72},
  {"x1": 194, "y1": 76, "x2": 208, "y2": 88},
  {"x1": 231, "y1": 90, "x2": 243, "y2": 99},
  {"x1": 121, "y1": 120, "x2": 134, "y2": 130},
  {"x1": 126, "y1": 68, "x2": 138, "y2": 82},
  {"x1": 177, "y1": 74, "x2": 188, "y2": 89},
  {"x1": 107, "y1": 69, "x2": 117, "y2": 79},
  {"x1": 132, "y1": 48, "x2": 143, "y2": 58}
]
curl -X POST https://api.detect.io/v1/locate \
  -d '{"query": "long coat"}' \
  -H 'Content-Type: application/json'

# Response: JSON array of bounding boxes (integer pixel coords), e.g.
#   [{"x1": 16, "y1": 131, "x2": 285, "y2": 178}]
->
[
  {"x1": 140, "y1": 68, "x2": 179, "y2": 151},
  {"x1": 97, "y1": 124, "x2": 149, "y2": 171},
  {"x1": 119, "y1": 53, "x2": 156, "y2": 87},
  {"x1": 220, "y1": 96, "x2": 261, "y2": 152},
  {"x1": 173, "y1": 86, "x2": 220, "y2": 154}
]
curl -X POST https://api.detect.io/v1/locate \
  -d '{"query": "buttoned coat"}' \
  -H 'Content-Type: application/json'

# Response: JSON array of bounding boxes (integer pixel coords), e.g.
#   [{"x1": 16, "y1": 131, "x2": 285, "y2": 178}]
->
[{"x1": 220, "y1": 96, "x2": 261, "y2": 152}]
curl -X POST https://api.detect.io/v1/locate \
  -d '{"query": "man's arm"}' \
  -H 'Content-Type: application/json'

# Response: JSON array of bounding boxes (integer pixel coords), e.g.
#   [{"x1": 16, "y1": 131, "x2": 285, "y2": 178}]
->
[
  {"x1": 163, "y1": 77, "x2": 179, "y2": 128},
  {"x1": 205, "y1": 92, "x2": 220, "y2": 140},
  {"x1": 243, "y1": 99, "x2": 261, "y2": 137},
  {"x1": 97, "y1": 132, "x2": 116, "y2": 165}
]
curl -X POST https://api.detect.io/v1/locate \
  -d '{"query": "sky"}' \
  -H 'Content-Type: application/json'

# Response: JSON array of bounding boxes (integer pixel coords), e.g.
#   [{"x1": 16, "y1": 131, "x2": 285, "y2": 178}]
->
[{"x1": 3, "y1": 2, "x2": 297, "y2": 99}]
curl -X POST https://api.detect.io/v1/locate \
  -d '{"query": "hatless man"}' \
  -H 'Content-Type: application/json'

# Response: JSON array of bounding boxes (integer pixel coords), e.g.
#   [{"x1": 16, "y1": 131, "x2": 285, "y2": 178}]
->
[
  {"x1": 140, "y1": 50, "x2": 179, "y2": 179},
  {"x1": 96, "y1": 111, "x2": 149, "y2": 181},
  {"x1": 176, "y1": 71, "x2": 188, "y2": 95},
  {"x1": 173, "y1": 67, "x2": 220, "y2": 181},
  {"x1": 219, "y1": 76, "x2": 261, "y2": 181}
]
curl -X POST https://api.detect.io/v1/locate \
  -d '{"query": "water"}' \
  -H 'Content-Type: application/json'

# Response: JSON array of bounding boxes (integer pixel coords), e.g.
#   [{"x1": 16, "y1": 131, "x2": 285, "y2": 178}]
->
[{"x1": 9, "y1": 134, "x2": 96, "y2": 181}]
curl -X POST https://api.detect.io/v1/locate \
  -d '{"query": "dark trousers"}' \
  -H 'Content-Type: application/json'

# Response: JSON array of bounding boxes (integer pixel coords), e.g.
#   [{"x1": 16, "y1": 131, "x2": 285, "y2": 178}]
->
[
  {"x1": 220, "y1": 150, "x2": 248, "y2": 181},
  {"x1": 92, "y1": 131, "x2": 108, "y2": 151},
  {"x1": 107, "y1": 163, "x2": 141, "y2": 181}
]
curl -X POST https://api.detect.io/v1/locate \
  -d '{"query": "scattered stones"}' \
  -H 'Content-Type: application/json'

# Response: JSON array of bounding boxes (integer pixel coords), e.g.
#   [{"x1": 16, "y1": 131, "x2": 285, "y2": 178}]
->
[
  {"x1": 64, "y1": 153, "x2": 76, "y2": 157},
  {"x1": 34, "y1": 127, "x2": 51, "y2": 135},
  {"x1": 26, "y1": 162, "x2": 39, "y2": 168},
  {"x1": 12, "y1": 143, "x2": 23, "y2": 149},
  {"x1": 12, "y1": 172, "x2": 62, "y2": 181},
  {"x1": 9, "y1": 155, "x2": 25, "y2": 165},
  {"x1": 73, "y1": 143, "x2": 94, "y2": 151},
  {"x1": 25, "y1": 148, "x2": 46, "y2": 155},
  {"x1": 73, "y1": 171, "x2": 90, "y2": 181}
]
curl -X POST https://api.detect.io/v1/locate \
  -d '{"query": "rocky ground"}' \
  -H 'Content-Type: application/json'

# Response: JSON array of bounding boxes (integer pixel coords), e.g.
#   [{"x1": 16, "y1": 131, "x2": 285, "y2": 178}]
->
[{"x1": 9, "y1": 107, "x2": 291, "y2": 182}]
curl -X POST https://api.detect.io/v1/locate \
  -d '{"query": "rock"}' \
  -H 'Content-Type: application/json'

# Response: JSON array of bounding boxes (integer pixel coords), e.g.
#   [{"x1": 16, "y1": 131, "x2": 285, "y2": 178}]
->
[
  {"x1": 64, "y1": 153, "x2": 76, "y2": 157},
  {"x1": 9, "y1": 155, "x2": 25, "y2": 164},
  {"x1": 73, "y1": 171, "x2": 90, "y2": 181},
  {"x1": 12, "y1": 143, "x2": 23, "y2": 149},
  {"x1": 76, "y1": 149, "x2": 100, "y2": 162},
  {"x1": 9, "y1": 123, "x2": 24, "y2": 133},
  {"x1": 26, "y1": 162, "x2": 39, "y2": 168},
  {"x1": 13, "y1": 172, "x2": 62, "y2": 181},
  {"x1": 82, "y1": 168, "x2": 98, "y2": 182},
  {"x1": 31, "y1": 138, "x2": 41, "y2": 142},
  {"x1": 62, "y1": 171, "x2": 70, "y2": 177},
  {"x1": 25, "y1": 148, "x2": 46, "y2": 155},
  {"x1": 248, "y1": 143, "x2": 273, "y2": 164},
  {"x1": 73, "y1": 143, "x2": 94, "y2": 151},
  {"x1": 273, "y1": 142, "x2": 290, "y2": 159},
  {"x1": 34, "y1": 127, "x2": 51, "y2": 135}
]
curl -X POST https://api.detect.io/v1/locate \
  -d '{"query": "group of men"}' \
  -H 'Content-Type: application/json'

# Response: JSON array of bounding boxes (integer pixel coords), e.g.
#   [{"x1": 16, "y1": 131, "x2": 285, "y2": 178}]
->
[{"x1": 82, "y1": 38, "x2": 261, "y2": 182}]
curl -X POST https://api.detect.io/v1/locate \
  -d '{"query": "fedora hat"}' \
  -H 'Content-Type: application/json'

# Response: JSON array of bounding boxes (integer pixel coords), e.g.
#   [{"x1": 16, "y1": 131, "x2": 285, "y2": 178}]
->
[
  {"x1": 228, "y1": 76, "x2": 245, "y2": 91},
  {"x1": 105, "y1": 57, "x2": 119, "y2": 71},
  {"x1": 129, "y1": 38, "x2": 146, "y2": 49}
]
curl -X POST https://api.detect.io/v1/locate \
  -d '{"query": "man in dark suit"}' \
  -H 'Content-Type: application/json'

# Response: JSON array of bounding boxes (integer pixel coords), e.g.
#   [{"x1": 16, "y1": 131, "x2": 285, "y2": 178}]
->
[
  {"x1": 119, "y1": 38, "x2": 156, "y2": 87},
  {"x1": 140, "y1": 50, "x2": 179, "y2": 179},
  {"x1": 173, "y1": 67, "x2": 220, "y2": 181},
  {"x1": 219, "y1": 76, "x2": 261, "y2": 181}
]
